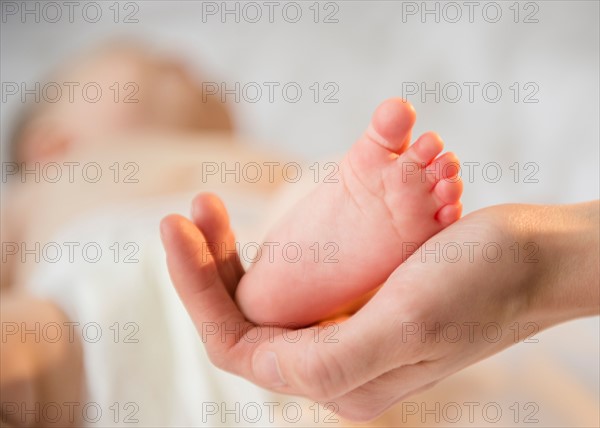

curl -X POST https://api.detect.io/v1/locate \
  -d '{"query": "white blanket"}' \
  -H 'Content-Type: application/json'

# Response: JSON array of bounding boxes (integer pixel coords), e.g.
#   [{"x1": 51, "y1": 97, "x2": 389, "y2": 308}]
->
[{"x1": 27, "y1": 191, "x2": 339, "y2": 427}]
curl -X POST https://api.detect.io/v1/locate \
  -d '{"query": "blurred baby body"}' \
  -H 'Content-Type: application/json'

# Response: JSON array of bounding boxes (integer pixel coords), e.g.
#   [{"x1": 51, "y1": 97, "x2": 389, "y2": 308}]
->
[{"x1": 5, "y1": 131, "x2": 292, "y2": 288}]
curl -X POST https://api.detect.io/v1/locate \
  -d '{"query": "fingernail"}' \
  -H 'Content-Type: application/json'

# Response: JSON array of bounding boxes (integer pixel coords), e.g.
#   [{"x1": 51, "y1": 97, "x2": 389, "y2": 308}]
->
[{"x1": 253, "y1": 351, "x2": 287, "y2": 387}]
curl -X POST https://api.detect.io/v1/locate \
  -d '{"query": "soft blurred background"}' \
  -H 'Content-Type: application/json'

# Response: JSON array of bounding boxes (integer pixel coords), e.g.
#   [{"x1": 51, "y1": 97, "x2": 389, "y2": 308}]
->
[
  {"x1": 3, "y1": 1, "x2": 599, "y2": 207},
  {"x1": 2, "y1": 1, "x2": 599, "y2": 427}
]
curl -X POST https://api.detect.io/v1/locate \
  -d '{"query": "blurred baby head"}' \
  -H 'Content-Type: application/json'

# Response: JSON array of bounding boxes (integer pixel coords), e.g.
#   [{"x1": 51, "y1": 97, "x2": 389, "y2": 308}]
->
[{"x1": 11, "y1": 41, "x2": 233, "y2": 163}]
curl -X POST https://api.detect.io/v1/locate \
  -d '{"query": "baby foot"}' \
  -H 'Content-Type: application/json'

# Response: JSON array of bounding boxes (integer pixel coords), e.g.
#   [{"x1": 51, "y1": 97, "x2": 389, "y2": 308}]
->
[{"x1": 235, "y1": 99, "x2": 463, "y2": 326}]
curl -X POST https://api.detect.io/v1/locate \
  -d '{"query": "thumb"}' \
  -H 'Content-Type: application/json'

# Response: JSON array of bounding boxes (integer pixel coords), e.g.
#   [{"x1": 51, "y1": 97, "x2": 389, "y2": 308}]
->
[{"x1": 252, "y1": 285, "x2": 419, "y2": 401}]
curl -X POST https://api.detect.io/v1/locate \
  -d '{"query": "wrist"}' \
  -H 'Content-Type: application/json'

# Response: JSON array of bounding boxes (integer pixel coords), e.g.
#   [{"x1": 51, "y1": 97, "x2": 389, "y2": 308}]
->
[{"x1": 523, "y1": 202, "x2": 600, "y2": 327}]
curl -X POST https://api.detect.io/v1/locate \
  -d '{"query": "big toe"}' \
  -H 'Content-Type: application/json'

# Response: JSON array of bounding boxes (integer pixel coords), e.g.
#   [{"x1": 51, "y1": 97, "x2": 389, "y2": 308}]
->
[
  {"x1": 349, "y1": 99, "x2": 417, "y2": 171},
  {"x1": 367, "y1": 98, "x2": 416, "y2": 154}
]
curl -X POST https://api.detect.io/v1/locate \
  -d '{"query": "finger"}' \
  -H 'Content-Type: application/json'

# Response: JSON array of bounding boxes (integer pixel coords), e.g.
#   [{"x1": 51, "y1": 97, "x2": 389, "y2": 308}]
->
[
  {"x1": 161, "y1": 213, "x2": 314, "y2": 387},
  {"x1": 190, "y1": 193, "x2": 245, "y2": 296},
  {"x1": 160, "y1": 214, "x2": 255, "y2": 370},
  {"x1": 325, "y1": 362, "x2": 444, "y2": 421},
  {"x1": 251, "y1": 282, "x2": 431, "y2": 401}
]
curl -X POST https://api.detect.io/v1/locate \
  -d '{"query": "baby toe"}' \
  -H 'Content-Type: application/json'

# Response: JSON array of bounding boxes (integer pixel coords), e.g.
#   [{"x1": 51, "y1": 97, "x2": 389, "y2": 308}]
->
[
  {"x1": 436, "y1": 202, "x2": 463, "y2": 227},
  {"x1": 425, "y1": 152, "x2": 460, "y2": 188},
  {"x1": 433, "y1": 176, "x2": 463, "y2": 205},
  {"x1": 401, "y1": 131, "x2": 444, "y2": 168}
]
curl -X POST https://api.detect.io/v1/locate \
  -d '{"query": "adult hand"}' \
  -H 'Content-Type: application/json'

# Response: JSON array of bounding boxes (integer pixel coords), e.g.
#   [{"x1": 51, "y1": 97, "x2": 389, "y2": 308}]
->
[{"x1": 160, "y1": 196, "x2": 598, "y2": 421}]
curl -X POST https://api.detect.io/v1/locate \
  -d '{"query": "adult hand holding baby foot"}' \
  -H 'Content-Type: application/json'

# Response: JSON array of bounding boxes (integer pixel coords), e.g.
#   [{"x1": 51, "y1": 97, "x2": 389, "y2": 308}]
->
[
  {"x1": 161, "y1": 198, "x2": 598, "y2": 421},
  {"x1": 160, "y1": 100, "x2": 599, "y2": 421}
]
